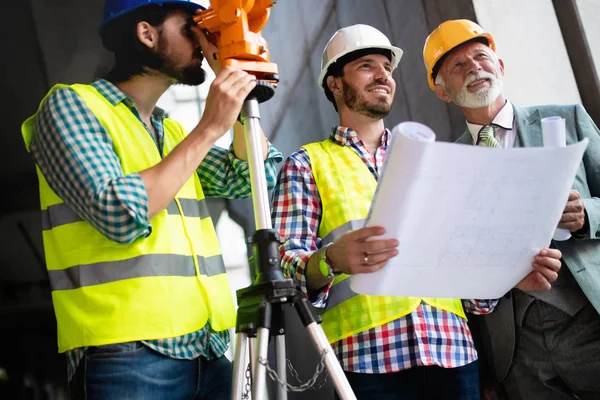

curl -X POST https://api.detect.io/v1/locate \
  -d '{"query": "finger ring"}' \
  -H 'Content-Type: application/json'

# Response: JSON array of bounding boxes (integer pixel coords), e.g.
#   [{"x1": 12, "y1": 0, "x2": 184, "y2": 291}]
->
[{"x1": 364, "y1": 254, "x2": 369, "y2": 265}]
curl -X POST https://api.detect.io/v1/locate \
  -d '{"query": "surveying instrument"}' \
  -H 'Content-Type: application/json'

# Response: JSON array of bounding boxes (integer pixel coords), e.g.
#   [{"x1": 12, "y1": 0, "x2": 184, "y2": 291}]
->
[{"x1": 194, "y1": 1, "x2": 356, "y2": 399}]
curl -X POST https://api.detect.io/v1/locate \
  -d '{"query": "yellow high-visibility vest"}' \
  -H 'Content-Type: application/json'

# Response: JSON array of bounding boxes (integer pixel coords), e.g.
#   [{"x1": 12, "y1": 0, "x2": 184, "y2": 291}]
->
[
  {"x1": 303, "y1": 139, "x2": 466, "y2": 343},
  {"x1": 22, "y1": 83, "x2": 236, "y2": 352}
]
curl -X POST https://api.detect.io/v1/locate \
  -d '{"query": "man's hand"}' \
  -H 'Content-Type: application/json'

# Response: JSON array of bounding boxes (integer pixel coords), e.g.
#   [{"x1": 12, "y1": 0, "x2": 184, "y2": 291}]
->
[
  {"x1": 196, "y1": 67, "x2": 256, "y2": 139},
  {"x1": 327, "y1": 226, "x2": 399, "y2": 275},
  {"x1": 515, "y1": 248, "x2": 562, "y2": 291},
  {"x1": 558, "y1": 190, "x2": 586, "y2": 232}
]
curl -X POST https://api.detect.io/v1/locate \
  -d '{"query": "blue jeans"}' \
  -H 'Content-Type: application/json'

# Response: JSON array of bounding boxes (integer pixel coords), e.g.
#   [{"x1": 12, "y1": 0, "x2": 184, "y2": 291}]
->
[
  {"x1": 337, "y1": 361, "x2": 480, "y2": 400},
  {"x1": 69, "y1": 342, "x2": 232, "y2": 400}
]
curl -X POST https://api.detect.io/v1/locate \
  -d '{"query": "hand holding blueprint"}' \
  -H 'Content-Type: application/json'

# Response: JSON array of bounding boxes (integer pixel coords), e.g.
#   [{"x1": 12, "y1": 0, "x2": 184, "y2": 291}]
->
[{"x1": 351, "y1": 122, "x2": 588, "y2": 299}]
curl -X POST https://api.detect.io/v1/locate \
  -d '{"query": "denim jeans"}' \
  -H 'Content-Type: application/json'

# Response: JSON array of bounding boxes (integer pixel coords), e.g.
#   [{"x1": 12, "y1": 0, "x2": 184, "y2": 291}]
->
[
  {"x1": 69, "y1": 341, "x2": 232, "y2": 400},
  {"x1": 337, "y1": 361, "x2": 480, "y2": 400}
]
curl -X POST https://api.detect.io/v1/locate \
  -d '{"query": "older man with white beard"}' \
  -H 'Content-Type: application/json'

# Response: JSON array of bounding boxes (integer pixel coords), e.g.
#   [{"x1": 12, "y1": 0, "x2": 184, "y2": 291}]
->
[{"x1": 424, "y1": 19, "x2": 600, "y2": 400}]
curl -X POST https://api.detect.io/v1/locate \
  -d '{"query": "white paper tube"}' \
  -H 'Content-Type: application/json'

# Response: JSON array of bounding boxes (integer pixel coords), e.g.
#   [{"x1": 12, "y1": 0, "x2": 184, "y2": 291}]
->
[
  {"x1": 541, "y1": 116, "x2": 571, "y2": 241},
  {"x1": 392, "y1": 121, "x2": 436, "y2": 142},
  {"x1": 542, "y1": 116, "x2": 566, "y2": 148}
]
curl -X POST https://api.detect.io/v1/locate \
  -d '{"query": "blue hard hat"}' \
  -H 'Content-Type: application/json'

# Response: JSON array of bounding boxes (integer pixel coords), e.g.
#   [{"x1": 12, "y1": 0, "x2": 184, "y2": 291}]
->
[{"x1": 99, "y1": 0, "x2": 207, "y2": 36}]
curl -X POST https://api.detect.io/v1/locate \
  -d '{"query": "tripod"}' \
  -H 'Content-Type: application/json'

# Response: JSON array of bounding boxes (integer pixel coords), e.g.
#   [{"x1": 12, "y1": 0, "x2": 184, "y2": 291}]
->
[{"x1": 231, "y1": 82, "x2": 356, "y2": 400}]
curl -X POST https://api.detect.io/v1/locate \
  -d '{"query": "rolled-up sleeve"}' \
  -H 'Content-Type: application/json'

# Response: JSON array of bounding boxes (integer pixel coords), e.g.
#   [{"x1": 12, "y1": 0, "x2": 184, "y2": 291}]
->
[{"x1": 198, "y1": 141, "x2": 283, "y2": 199}]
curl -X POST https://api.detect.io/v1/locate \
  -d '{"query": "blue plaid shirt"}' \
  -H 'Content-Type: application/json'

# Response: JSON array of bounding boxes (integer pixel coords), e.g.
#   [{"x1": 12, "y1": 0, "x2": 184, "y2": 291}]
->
[{"x1": 29, "y1": 79, "x2": 283, "y2": 382}]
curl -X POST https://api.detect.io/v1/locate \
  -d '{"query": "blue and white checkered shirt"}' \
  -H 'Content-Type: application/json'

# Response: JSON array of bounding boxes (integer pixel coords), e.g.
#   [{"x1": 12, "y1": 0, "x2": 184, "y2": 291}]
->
[{"x1": 29, "y1": 79, "x2": 283, "y2": 382}]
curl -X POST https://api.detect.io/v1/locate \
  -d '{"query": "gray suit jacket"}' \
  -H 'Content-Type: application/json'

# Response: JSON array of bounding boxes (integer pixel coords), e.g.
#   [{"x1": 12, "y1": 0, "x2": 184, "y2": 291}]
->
[{"x1": 456, "y1": 103, "x2": 600, "y2": 382}]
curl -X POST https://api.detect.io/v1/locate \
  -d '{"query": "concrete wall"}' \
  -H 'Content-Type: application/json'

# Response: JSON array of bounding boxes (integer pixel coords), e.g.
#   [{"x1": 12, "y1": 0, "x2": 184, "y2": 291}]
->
[
  {"x1": 576, "y1": 0, "x2": 600, "y2": 80},
  {"x1": 473, "y1": 0, "x2": 581, "y2": 106},
  {"x1": 30, "y1": 0, "x2": 110, "y2": 84}
]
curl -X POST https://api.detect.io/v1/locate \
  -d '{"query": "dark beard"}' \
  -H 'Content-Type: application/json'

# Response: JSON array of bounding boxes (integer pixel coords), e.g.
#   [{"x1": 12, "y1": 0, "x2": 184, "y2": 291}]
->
[
  {"x1": 342, "y1": 80, "x2": 391, "y2": 119},
  {"x1": 149, "y1": 36, "x2": 207, "y2": 86}
]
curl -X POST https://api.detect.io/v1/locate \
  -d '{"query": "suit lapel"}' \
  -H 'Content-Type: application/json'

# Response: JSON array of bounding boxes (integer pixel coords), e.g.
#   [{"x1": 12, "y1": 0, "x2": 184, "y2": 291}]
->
[
  {"x1": 456, "y1": 129, "x2": 473, "y2": 145},
  {"x1": 457, "y1": 103, "x2": 545, "y2": 148},
  {"x1": 513, "y1": 103, "x2": 543, "y2": 148}
]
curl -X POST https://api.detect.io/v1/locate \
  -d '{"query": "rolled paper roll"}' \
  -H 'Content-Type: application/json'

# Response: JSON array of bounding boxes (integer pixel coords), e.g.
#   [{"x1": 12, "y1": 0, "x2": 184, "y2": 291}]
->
[
  {"x1": 542, "y1": 116, "x2": 571, "y2": 241},
  {"x1": 392, "y1": 121, "x2": 436, "y2": 142}
]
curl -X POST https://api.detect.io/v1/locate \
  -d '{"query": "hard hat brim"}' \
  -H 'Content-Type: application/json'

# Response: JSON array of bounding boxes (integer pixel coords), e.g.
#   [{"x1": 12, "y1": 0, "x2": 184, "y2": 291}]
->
[
  {"x1": 317, "y1": 45, "x2": 403, "y2": 89},
  {"x1": 99, "y1": 1, "x2": 206, "y2": 36}
]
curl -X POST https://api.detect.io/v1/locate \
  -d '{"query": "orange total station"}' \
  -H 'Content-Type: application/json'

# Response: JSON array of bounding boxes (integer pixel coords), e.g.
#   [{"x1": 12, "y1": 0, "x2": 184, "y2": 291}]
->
[{"x1": 193, "y1": 0, "x2": 279, "y2": 88}]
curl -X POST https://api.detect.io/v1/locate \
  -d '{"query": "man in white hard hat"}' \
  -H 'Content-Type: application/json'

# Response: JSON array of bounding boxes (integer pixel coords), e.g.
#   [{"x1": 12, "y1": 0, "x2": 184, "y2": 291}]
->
[
  {"x1": 425, "y1": 19, "x2": 600, "y2": 399},
  {"x1": 271, "y1": 24, "x2": 562, "y2": 399}
]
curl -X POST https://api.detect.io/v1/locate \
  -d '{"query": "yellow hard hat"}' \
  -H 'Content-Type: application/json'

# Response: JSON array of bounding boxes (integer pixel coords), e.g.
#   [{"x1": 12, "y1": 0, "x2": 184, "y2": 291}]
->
[{"x1": 423, "y1": 19, "x2": 495, "y2": 90}]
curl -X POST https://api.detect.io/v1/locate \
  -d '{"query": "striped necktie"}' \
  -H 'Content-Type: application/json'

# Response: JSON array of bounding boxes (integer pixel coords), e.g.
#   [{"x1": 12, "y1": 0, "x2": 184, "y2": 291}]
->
[{"x1": 478, "y1": 125, "x2": 501, "y2": 148}]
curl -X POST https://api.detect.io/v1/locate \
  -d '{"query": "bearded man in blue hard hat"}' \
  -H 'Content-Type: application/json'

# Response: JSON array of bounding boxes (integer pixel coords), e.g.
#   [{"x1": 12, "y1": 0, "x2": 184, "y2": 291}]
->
[{"x1": 20, "y1": 0, "x2": 282, "y2": 398}]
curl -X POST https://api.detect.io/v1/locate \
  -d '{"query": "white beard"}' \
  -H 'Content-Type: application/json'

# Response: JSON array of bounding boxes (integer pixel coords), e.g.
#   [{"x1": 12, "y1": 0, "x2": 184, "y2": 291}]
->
[{"x1": 449, "y1": 71, "x2": 504, "y2": 108}]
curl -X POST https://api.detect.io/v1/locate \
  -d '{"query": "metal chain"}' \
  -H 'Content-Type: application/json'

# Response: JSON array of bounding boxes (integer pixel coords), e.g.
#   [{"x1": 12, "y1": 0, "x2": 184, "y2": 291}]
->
[
  {"x1": 241, "y1": 364, "x2": 252, "y2": 400},
  {"x1": 258, "y1": 348, "x2": 330, "y2": 392},
  {"x1": 284, "y1": 356, "x2": 330, "y2": 391}
]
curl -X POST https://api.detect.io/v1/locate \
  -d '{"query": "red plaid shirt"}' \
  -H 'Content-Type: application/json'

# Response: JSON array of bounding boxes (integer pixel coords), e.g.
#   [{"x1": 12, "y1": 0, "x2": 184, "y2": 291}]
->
[{"x1": 271, "y1": 126, "x2": 498, "y2": 373}]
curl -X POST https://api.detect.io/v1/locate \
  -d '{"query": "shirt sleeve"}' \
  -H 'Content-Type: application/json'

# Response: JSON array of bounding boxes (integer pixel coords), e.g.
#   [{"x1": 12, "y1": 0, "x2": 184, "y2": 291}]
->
[
  {"x1": 197, "y1": 141, "x2": 283, "y2": 199},
  {"x1": 271, "y1": 149, "x2": 331, "y2": 307},
  {"x1": 30, "y1": 87, "x2": 151, "y2": 244},
  {"x1": 462, "y1": 299, "x2": 499, "y2": 315}
]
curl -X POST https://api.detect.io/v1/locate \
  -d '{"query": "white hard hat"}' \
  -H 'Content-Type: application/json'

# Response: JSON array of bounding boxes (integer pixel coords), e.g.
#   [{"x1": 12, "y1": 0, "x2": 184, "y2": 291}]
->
[{"x1": 318, "y1": 24, "x2": 403, "y2": 89}]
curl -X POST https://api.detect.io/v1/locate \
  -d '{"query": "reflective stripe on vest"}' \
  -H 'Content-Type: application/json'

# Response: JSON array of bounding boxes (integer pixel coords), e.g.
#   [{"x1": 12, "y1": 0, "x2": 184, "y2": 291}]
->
[
  {"x1": 303, "y1": 139, "x2": 466, "y2": 344},
  {"x1": 323, "y1": 275, "x2": 354, "y2": 310},
  {"x1": 320, "y1": 218, "x2": 366, "y2": 247},
  {"x1": 21, "y1": 83, "x2": 236, "y2": 352},
  {"x1": 48, "y1": 254, "x2": 226, "y2": 290},
  {"x1": 41, "y1": 198, "x2": 210, "y2": 230}
]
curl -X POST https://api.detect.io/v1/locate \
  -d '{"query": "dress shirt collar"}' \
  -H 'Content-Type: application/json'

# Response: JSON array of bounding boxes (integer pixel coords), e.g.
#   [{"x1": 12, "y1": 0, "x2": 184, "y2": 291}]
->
[
  {"x1": 329, "y1": 125, "x2": 390, "y2": 148},
  {"x1": 467, "y1": 100, "x2": 513, "y2": 144}
]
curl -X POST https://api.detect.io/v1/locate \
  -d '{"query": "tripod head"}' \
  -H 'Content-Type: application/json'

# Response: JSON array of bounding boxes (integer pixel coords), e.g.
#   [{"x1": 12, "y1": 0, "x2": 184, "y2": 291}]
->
[{"x1": 193, "y1": 0, "x2": 279, "y2": 103}]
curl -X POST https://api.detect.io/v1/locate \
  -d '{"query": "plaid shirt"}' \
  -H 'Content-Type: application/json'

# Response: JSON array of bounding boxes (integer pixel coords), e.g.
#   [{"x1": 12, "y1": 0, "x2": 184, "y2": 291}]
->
[
  {"x1": 29, "y1": 79, "x2": 283, "y2": 382},
  {"x1": 271, "y1": 126, "x2": 498, "y2": 373}
]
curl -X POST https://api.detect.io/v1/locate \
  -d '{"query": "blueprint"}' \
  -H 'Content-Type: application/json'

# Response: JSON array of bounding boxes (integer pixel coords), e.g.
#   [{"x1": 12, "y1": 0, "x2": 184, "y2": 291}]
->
[{"x1": 350, "y1": 122, "x2": 589, "y2": 299}]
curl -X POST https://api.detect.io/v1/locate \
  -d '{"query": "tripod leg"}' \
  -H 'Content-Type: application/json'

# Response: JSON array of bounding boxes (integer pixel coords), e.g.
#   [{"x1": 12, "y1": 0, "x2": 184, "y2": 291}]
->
[
  {"x1": 232, "y1": 332, "x2": 248, "y2": 400},
  {"x1": 252, "y1": 327, "x2": 270, "y2": 400},
  {"x1": 294, "y1": 297, "x2": 356, "y2": 400},
  {"x1": 275, "y1": 335, "x2": 287, "y2": 400},
  {"x1": 249, "y1": 337, "x2": 257, "y2": 385},
  {"x1": 305, "y1": 323, "x2": 355, "y2": 400}
]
